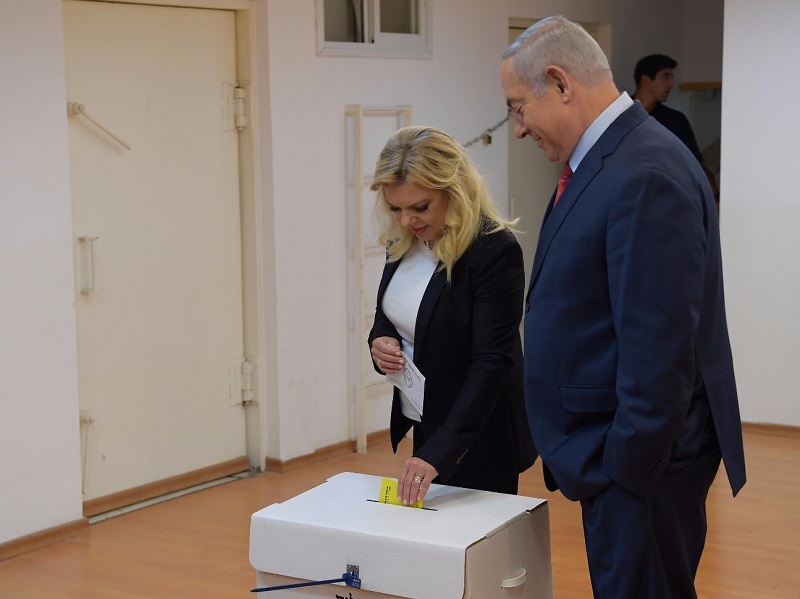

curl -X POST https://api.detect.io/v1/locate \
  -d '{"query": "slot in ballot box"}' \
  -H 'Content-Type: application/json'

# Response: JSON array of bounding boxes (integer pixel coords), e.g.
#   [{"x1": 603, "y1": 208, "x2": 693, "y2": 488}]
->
[{"x1": 249, "y1": 472, "x2": 552, "y2": 598}]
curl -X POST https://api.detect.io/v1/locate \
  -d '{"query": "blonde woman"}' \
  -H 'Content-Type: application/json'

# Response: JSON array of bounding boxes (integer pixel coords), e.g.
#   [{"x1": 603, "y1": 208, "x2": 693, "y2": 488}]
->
[{"x1": 368, "y1": 126, "x2": 536, "y2": 506}]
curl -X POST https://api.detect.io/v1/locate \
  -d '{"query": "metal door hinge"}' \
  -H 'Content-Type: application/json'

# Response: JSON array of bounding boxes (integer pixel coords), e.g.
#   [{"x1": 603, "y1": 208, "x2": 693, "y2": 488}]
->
[
  {"x1": 234, "y1": 85, "x2": 246, "y2": 131},
  {"x1": 241, "y1": 359, "x2": 254, "y2": 404},
  {"x1": 229, "y1": 358, "x2": 254, "y2": 406},
  {"x1": 222, "y1": 83, "x2": 247, "y2": 132}
]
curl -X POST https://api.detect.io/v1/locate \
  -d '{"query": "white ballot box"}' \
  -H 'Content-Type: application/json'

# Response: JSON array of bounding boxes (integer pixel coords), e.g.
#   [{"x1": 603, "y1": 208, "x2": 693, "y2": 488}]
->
[{"x1": 249, "y1": 472, "x2": 552, "y2": 599}]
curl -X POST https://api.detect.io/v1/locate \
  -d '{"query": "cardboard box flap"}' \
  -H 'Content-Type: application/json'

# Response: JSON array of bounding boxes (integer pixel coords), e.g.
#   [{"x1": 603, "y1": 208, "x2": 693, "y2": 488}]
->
[{"x1": 250, "y1": 472, "x2": 545, "y2": 599}]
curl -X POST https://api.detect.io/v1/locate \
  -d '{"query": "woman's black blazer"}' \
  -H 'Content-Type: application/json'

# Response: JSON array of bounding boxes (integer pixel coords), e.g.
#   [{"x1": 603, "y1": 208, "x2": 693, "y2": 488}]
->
[{"x1": 368, "y1": 227, "x2": 536, "y2": 491}]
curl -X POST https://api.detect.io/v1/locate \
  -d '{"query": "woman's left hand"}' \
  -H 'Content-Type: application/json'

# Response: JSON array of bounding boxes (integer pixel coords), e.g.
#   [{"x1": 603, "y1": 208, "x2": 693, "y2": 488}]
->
[{"x1": 398, "y1": 457, "x2": 438, "y2": 505}]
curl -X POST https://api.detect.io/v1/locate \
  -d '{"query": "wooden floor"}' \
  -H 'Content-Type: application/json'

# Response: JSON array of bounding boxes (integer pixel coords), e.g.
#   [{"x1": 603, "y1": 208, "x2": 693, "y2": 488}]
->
[{"x1": 0, "y1": 428, "x2": 798, "y2": 598}]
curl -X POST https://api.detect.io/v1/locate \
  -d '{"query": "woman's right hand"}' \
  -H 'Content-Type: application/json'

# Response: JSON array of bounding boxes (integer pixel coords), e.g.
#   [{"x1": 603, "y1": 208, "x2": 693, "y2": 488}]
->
[{"x1": 371, "y1": 336, "x2": 404, "y2": 374}]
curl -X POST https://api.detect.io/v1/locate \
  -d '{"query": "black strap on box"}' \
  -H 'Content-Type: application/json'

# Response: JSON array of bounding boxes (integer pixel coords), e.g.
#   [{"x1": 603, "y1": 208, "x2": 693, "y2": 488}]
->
[{"x1": 250, "y1": 568, "x2": 361, "y2": 593}]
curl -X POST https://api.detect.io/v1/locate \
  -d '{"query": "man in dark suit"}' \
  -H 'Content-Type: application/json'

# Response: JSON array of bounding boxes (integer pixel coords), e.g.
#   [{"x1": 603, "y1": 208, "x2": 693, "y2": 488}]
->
[
  {"x1": 633, "y1": 53, "x2": 720, "y2": 207},
  {"x1": 500, "y1": 16, "x2": 745, "y2": 599}
]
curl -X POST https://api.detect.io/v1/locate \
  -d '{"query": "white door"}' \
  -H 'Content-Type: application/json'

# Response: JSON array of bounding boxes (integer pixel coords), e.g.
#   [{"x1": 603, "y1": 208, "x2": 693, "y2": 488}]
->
[{"x1": 64, "y1": 1, "x2": 247, "y2": 504}]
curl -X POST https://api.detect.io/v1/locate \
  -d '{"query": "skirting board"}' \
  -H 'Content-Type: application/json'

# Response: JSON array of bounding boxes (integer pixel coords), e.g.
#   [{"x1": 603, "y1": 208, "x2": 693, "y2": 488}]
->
[
  {"x1": 83, "y1": 456, "x2": 251, "y2": 517},
  {"x1": 0, "y1": 518, "x2": 88, "y2": 562},
  {"x1": 264, "y1": 429, "x2": 392, "y2": 473},
  {"x1": 743, "y1": 421, "x2": 800, "y2": 439}
]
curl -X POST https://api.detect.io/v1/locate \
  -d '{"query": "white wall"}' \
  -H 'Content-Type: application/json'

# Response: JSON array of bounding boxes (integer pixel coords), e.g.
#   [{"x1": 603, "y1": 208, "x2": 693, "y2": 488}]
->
[
  {"x1": 721, "y1": 0, "x2": 800, "y2": 426},
  {"x1": 261, "y1": 0, "x2": 688, "y2": 462},
  {"x1": 1, "y1": 0, "x2": 795, "y2": 548},
  {"x1": 0, "y1": 0, "x2": 84, "y2": 543}
]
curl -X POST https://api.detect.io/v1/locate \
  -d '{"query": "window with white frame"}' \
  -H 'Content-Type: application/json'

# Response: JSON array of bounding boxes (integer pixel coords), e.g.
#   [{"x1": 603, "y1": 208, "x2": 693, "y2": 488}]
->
[{"x1": 317, "y1": 0, "x2": 432, "y2": 59}]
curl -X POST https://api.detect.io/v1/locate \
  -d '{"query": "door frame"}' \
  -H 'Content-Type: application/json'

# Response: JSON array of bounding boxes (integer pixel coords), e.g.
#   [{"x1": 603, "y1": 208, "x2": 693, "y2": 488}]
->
[{"x1": 66, "y1": 0, "x2": 273, "y2": 472}]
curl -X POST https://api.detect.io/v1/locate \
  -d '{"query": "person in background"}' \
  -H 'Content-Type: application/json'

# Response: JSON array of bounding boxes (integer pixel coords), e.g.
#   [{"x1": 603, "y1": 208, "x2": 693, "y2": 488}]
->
[
  {"x1": 501, "y1": 16, "x2": 745, "y2": 599},
  {"x1": 633, "y1": 53, "x2": 720, "y2": 208},
  {"x1": 368, "y1": 125, "x2": 536, "y2": 506}
]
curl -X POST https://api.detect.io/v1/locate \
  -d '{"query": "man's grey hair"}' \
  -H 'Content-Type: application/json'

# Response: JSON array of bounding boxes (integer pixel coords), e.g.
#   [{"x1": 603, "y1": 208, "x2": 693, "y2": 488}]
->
[{"x1": 502, "y1": 15, "x2": 613, "y2": 95}]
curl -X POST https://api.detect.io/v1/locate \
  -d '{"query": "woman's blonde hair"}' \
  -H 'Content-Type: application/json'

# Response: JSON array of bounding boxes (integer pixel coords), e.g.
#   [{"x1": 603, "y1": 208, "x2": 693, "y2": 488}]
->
[{"x1": 371, "y1": 126, "x2": 517, "y2": 281}]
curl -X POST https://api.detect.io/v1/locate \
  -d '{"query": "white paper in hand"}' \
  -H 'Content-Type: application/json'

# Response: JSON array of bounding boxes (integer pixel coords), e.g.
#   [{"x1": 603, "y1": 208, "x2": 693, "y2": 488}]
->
[{"x1": 386, "y1": 351, "x2": 425, "y2": 416}]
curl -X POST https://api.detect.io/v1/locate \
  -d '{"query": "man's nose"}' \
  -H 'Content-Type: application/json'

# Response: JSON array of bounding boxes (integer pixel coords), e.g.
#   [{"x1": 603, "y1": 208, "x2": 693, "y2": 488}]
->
[{"x1": 514, "y1": 121, "x2": 528, "y2": 140}]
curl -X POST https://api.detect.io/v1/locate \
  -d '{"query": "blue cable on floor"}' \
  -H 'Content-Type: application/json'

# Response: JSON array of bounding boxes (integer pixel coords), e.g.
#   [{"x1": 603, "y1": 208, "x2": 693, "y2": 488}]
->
[{"x1": 250, "y1": 570, "x2": 362, "y2": 593}]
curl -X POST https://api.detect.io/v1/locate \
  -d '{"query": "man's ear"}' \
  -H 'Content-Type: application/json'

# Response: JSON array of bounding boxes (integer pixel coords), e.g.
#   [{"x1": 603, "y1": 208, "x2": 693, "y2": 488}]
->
[{"x1": 546, "y1": 66, "x2": 570, "y2": 98}]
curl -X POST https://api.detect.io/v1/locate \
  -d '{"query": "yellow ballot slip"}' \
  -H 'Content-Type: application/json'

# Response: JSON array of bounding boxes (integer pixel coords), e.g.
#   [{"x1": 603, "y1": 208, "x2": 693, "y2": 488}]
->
[{"x1": 379, "y1": 477, "x2": 424, "y2": 509}]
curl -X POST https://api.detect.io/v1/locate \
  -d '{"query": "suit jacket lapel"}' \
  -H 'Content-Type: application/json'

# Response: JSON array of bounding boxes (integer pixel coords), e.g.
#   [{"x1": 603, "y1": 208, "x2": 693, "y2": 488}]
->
[
  {"x1": 526, "y1": 157, "x2": 599, "y2": 297},
  {"x1": 375, "y1": 252, "x2": 446, "y2": 362},
  {"x1": 413, "y1": 266, "x2": 447, "y2": 359},
  {"x1": 526, "y1": 103, "x2": 649, "y2": 299},
  {"x1": 376, "y1": 258, "x2": 400, "y2": 303}
]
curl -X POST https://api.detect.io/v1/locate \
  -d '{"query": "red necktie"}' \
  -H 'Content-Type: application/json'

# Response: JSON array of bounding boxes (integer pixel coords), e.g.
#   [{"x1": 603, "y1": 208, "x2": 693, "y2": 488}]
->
[{"x1": 554, "y1": 163, "x2": 573, "y2": 205}]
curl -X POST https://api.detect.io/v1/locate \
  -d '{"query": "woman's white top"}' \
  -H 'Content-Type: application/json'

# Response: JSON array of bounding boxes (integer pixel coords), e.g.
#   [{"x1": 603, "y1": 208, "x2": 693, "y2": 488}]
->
[{"x1": 382, "y1": 239, "x2": 439, "y2": 421}]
